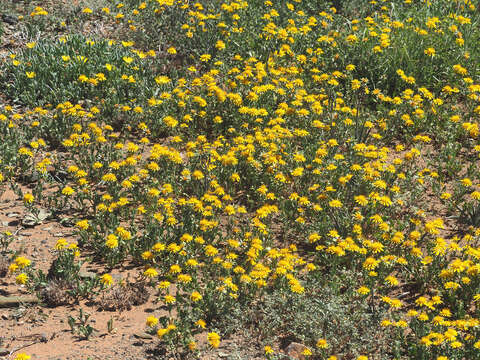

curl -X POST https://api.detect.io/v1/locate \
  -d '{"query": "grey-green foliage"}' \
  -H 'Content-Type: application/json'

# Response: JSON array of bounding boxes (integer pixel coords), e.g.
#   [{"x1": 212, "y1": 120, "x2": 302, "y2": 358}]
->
[
  {"x1": 1, "y1": 34, "x2": 158, "y2": 107},
  {"x1": 252, "y1": 274, "x2": 397, "y2": 359}
]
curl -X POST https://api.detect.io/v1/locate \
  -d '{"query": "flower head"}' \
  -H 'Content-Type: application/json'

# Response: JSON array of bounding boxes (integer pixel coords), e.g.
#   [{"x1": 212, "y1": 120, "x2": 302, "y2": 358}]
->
[{"x1": 207, "y1": 332, "x2": 221, "y2": 348}]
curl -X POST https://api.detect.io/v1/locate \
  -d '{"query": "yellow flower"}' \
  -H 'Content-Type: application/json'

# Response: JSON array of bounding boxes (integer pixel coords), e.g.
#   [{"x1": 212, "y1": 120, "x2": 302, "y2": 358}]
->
[
  {"x1": 195, "y1": 319, "x2": 206, "y2": 328},
  {"x1": 122, "y1": 56, "x2": 133, "y2": 64},
  {"x1": 316, "y1": 338, "x2": 329, "y2": 348},
  {"x1": 471, "y1": 191, "x2": 480, "y2": 200},
  {"x1": 216, "y1": 40, "x2": 226, "y2": 50},
  {"x1": 264, "y1": 345, "x2": 274, "y2": 354},
  {"x1": 144, "y1": 267, "x2": 158, "y2": 278},
  {"x1": 291, "y1": 167, "x2": 304, "y2": 177},
  {"x1": 440, "y1": 192, "x2": 451, "y2": 200},
  {"x1": 23, "y1": 193, "x2": 34, "y2": 203},
  {"x1": 15, "y1": 354, "x2": 31, "y2": 360},
  {"x1": 158, "y1": 280, "x2": 170, "y2": 289},
  {"x1": 363, "y1": 257, "x2": 379, "y2": 270},
  {"x1": 164, "y1": 294, "x2": 176, "y2": 304},
  {"x1": 14, "y1": 256, "x2": 31, "y2": 269},
  {"x1": 192, "y1": 170, "x2": 204, "y2": 180},
  {"x1": 450, "y1": 341, "x2": 462, "y2": 348},
  {"x1": 163, "y1": 116, "x2": 178, "y2": 128},
  {"x1": 102, "y1": 173, "x2": 117, "y2": 182},
  {"x1": 354, "y1": 195, "x2": 368, "y2": 206},
  {"x1": 190, "y1": 291, "x2": 203, "y2": 302},
  {"x1": 75, "y1": 219, "x2": 89, "y2": 230},
  {"x1": 9, "y1": 262, "x2": 18, "y2": 273},
  {"x1": 62, "y1": 186, "x2": 75, "y2": 196},
  {"x1": 302, "y1": 348, "x2": 312, "y2": 356},
  {"x1": 26, "y1": 71, "x2": 36, "y2": 78},
  {"x1": 167, "y1": 47, "x2": 177, "y2": 54},
  {"x1": 142, "y1": 251, "x2": 153, "y2": 260},
  {"x1": 329, "y1": 199, "x2": 342, "y2": 208},
  {"x1": 205, "y1": 245, "x2": 218, "y2": 257},
  {"x1": 424, "y1": 47, "x2": 436, "y2": 57},
  {"x1": 146, "y1": 316, "x2": 159, "y2": 327},
  {"x1": 207, "y1": 332, "x2": 221, "y2": 348},
  {"x1": 54, "y1": 238, "x2": 69, "y2": 250},
  {"x1": 101, "y1": 274, "x2": 114, "y2": 286},
  {"x1": 188, "y1": 341, "x2": 197, "y2": 351},
  {"x1": 105, "y1": 234, "x2": 118, "y2": 248},
  {"x1": 16, "y1": 273, "x2": 28, "y2": 285},
  {"x1": 357, "y1": 286, "x2": 370, "y2": 295},
  {"x1": 157, "y1": 328, "x2": 168, "y2": 338}
]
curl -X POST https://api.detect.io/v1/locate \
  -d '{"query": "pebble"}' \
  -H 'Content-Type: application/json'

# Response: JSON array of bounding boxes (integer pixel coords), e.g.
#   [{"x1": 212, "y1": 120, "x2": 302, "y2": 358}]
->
[
  {"x1": 0, "y1": 348, "x2": 9, "y2": 356},
  {"x1": 286, "y1": 342, "x2": 309, "y2": 360}
]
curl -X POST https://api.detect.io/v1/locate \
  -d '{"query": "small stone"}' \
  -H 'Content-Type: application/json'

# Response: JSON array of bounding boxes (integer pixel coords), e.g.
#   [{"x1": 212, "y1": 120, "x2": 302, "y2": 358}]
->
[
  {"x1": 133, "y1": 332, "x2": 153, "y2": 339},
  {"x1": 112, "y1": 274, "x2": 123, "y2": 281},
  {"x1": 286, "y1": 342, "x2": 308, "y2": 360},
  {"x1": 0, "y1": 348, "x2": 10, "y2": 356},
  {"x1": 1, "y1": 14, "x2": 18, "y2": 25},
  {"x1": 78, "y1": 271, "x2": 97, "y2": 279},
  {"x1": 37, "y1": 209, "x2": 51, "y2": 221}
]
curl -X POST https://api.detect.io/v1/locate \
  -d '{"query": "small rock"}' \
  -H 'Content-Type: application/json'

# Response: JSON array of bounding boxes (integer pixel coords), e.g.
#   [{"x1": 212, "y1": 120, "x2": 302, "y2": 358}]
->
[
  {"x1": 37, "y1": 209, "x2": 51, "y2": 221},
  {"x1": 286, "y1": 342, "x2": 309, "y2": 360},
  {"x1": 6, "y1": 212, "x2": 19, "y2": 218},
  {"x1": 78, "y1": 271, "x2": 97, "y2": 279},
  {"x1": 22, "y1": 214, "x2": 38, "y2": 227},
  {"x1": 0, "y1": 348, "x2": 10, "y2": 356},
  {"x1": 112, "y1": 274, "x2": 123, "y2": 281},
  {"x1": 218, "y1": 352, "x2": 229, "y2": 358},
  {"x1": 133, "y1": 332, "x2": 153, "y2": 340},
  {"x1": 1, "y1": 14, "x2": 18, "y2": 25},
  {"x1": 42, "y1": 226, "x2": 53, "y2": 231}
]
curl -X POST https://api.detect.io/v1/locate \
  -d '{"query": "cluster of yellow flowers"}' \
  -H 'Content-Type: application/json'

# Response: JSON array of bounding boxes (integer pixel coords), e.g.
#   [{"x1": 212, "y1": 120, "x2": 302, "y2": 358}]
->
[{"x1": 2, "y1": 0, "x2": 480, "y2": 357}]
